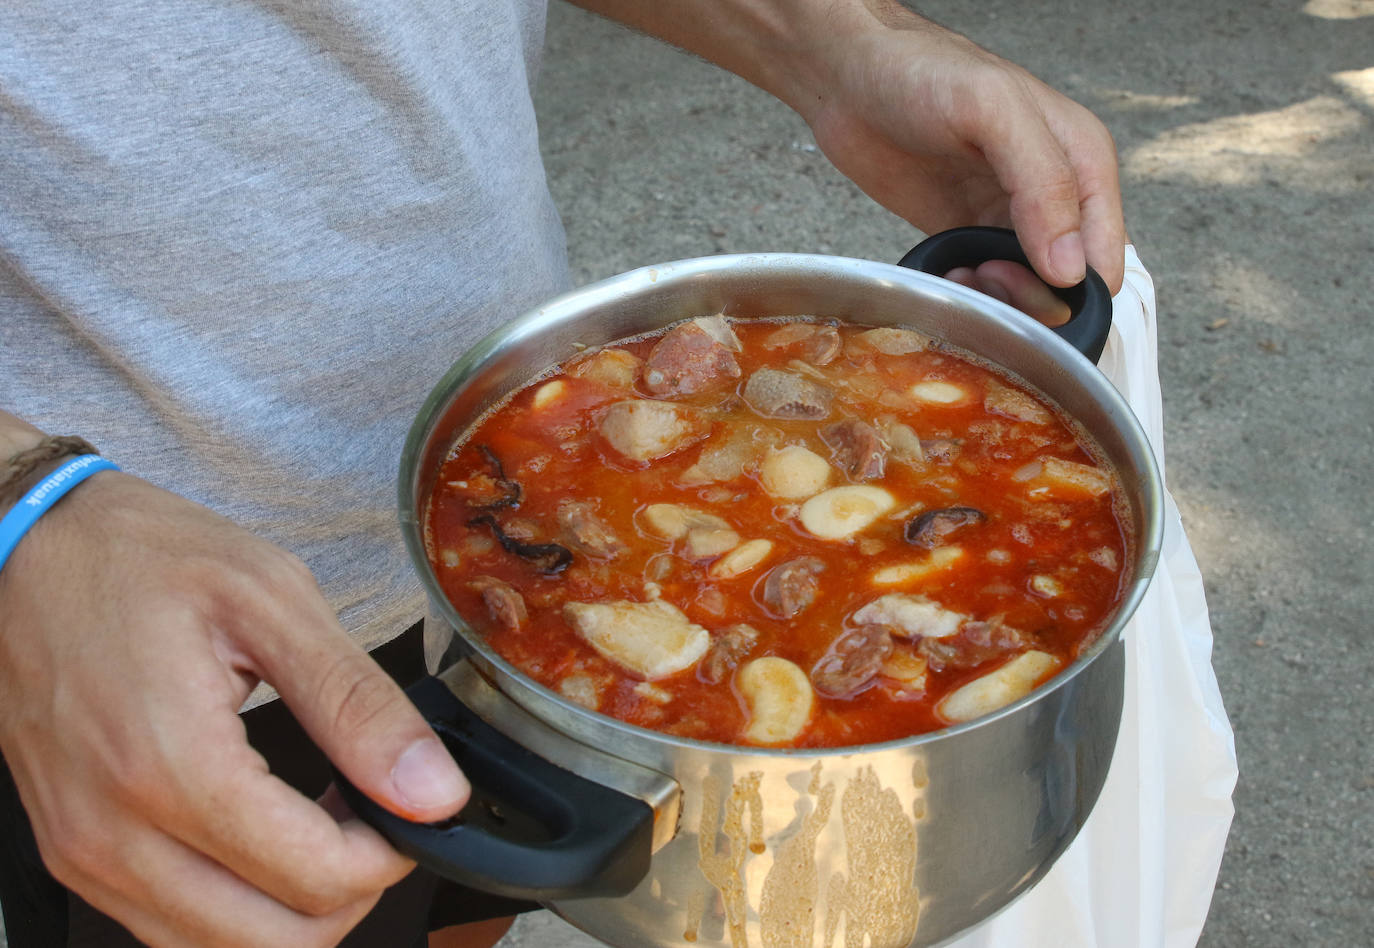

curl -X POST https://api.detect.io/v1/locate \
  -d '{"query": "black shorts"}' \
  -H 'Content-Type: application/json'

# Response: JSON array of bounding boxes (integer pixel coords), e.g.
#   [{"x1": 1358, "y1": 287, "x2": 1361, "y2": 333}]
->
[{"x1": 0, "y1": 624, "x2": 538, "y2": 948}]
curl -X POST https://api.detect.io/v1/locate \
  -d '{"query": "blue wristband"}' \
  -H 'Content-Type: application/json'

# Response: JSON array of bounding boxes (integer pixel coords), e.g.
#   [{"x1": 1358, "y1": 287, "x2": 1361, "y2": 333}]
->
[{"x1": 0, "y1": 454, "x2": 119, "y2": 573}]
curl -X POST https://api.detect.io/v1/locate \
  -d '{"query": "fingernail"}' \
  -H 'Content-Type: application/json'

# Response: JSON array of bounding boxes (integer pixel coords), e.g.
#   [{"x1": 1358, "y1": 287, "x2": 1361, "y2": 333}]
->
[
  {"x1": 392, "y1": 738, "x2": 468, "y2": 811},
  {"x1": 1049, "y1": 231, "x2": 1085, "y2": 284}
]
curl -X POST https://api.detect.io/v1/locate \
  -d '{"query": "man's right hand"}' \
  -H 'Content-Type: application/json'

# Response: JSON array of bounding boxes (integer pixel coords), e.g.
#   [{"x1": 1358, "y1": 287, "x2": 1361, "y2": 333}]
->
[{"x1": 0, "y1": 470, "x2": 469, "y2": 947}]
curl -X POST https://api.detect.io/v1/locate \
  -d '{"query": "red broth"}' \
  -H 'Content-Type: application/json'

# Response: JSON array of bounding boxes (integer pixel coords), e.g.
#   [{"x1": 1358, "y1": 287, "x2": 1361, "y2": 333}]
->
[{"x1": 425, "y1": 317, "x2": 1130, "y2": 748}]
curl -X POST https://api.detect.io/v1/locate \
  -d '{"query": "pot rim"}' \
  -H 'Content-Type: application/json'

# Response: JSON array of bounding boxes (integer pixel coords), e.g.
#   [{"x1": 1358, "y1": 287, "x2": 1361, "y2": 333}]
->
[{"x1": 400, "y1": 251, "x2": 1165, "y2": 758}]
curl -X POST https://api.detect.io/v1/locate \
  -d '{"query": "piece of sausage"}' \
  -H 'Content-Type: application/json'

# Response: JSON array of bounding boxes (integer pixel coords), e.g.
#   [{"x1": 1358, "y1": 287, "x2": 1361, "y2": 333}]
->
[
  {"x1": 918, "y1": 619, "x2": 1029, "y2": 672},
  {"x1": 757, "y1": 556, "x2": 826, "y2": 618},
  {"x1": 811, "y1": 624, "x2": 894, "y2": 698},
  {"x1": 642, "y1": 319, "x2": 742, "y2": 396},
  {"x1": 821, "y1": 418, "x2": 887, "y2": 481},
  {"x1": 741, "y1": 368, "x2": 833, "y2": 419}
]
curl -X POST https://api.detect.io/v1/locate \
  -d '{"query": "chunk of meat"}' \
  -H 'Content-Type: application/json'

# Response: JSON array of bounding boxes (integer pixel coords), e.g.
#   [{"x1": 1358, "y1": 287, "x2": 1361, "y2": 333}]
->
[
  {"x1": 921, "y1": 438, "x2": 961, "y2": 463},
  {"x1": 466, "y1": 576, "x2": 527, "y2": 632},
  {"x1": 642, "y1": 317, "x2": 742, "y2": 396},
  {"x1": 821, "y1": 418, "x2": 888, "y2": 481},
  {"x1": 762, "y1": 322, "x2": 842, "y2": 365},
  {"x1": 844, "y1": 327, "x2": 930, "y2": 358},
  {"x1": 811, "y1": 624, "x2": 894, "y2": 698},
  {"x1": 563, "y1": 599, "x2": 711, "y2": 679},
  {"x1": 566, "y1": 348, "x2": 644, "y2": 390},
  {"x1": 904, "y1": 506, "x2": 987, "y2": 548},
  {"x1": 917, "y1": 618, "x2": 1030, "y2": 672},
  {"x1": 1031, "y1": 456, "x2": 1113, "y2": 497},
  {"x1": 851, "y1": 593, "x2": 964, "y2": 640},
  {"x1": 742, "y1": 368, "x2": 833, "y2": 419},
  {"x1": 758, "y1": 556, "x2": 826, "y2": 618},
  {"x1": 698, "y1": 623, "x2": 761, "y2": 685},
  {"x1": 876, "y1": 416, "x2": 926, "y2": 466},
  {"x1": 557, "y1": 500, "x2": 626, "y2": 560},
  {"x1": 597, "y1": 399, "x2": 708, "y2": 462},
  {"x1": 984, "y1": 381, "x2": 1054, "y2": 425}
]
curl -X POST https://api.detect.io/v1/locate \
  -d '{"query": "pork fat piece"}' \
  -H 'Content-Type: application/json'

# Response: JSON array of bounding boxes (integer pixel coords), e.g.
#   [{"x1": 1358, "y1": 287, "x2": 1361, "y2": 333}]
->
[
  {"x1": 597, "y1": 399, "x2": 708, "y2": 462},
  {"x1": 852, "y1": 593, "x2": 964, "y2": 640},
  {"x1": 563, "y1": 599, "x2": 710, "y2": 679}
]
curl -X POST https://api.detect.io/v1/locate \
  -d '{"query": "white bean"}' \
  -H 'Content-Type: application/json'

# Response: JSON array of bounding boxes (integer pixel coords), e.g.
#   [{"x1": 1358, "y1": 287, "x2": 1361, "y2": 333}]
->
[
  {"x1": 738, "y1": 657, "x2": 814, "y2": 744},
  {"x1": 798, "y1": 485, "x2": 896, "y2": 540},
  {"x1": 938, "y1": 651, "x2": 1060, "y2": 723}
]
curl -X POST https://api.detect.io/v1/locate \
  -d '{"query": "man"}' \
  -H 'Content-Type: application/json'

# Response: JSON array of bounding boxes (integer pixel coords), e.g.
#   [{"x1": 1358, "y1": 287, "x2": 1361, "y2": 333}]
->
[{"x1": 0, "y1": 1, "x2": 1133, "y2": 945}]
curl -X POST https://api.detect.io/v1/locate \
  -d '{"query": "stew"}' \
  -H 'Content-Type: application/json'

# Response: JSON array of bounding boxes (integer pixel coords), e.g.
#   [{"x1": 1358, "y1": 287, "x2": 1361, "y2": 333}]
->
[{"x1": 425, "y1": 316, "x2": 1131, "y2": 748}]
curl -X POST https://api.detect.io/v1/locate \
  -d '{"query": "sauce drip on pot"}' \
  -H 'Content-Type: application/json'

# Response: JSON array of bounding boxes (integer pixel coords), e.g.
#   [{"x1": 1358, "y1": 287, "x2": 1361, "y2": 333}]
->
[{"x1": 425, "y1": 316, "x2": 1130, "y2": 747}]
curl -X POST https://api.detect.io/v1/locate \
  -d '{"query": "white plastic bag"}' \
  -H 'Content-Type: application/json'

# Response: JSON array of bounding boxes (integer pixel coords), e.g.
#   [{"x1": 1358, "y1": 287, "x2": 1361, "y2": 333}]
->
[{"x1": 945, "y1": 247, "x2": 1238, "y2": 947}]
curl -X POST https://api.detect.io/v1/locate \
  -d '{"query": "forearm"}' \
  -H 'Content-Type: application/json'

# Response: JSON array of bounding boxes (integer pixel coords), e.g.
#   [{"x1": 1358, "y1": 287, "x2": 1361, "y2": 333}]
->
[{"x1": 562, "y1": 0, "x2": 943, "y2": 119}]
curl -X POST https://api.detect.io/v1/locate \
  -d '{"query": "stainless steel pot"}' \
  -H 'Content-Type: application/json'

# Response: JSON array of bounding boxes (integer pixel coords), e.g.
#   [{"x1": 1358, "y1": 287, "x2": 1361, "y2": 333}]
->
[{"x1": 338, "y1": 228, "x2": 1165, "y2": 948}]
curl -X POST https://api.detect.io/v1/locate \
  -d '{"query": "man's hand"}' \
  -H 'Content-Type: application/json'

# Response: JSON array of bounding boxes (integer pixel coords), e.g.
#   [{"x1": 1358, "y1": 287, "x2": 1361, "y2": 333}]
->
[{"x1": 0, "y1": 471, "x2": 469, "y2": 947}]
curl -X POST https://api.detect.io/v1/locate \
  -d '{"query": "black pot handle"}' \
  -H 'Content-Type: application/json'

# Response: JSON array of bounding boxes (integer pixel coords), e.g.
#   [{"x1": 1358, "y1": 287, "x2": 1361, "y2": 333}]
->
[
  {"x1": 333, "y1": 675, "x2": 654, "y2": 901},
  {"x1": 897, "y1": 226, "x2": 1113, "y2": 364}
]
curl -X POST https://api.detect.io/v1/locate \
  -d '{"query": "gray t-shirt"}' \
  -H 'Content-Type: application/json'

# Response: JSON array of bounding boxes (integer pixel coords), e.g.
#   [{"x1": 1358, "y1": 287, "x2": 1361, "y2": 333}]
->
[{"x1": 0, "y1": 0, "x2": 570, "y2": 688}]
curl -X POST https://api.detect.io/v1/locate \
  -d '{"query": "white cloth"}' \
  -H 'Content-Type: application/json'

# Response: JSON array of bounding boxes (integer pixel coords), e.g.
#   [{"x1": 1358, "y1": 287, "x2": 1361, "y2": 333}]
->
[{"x1": 947, "y1": 247, "x2": 1238, "y2": 947}]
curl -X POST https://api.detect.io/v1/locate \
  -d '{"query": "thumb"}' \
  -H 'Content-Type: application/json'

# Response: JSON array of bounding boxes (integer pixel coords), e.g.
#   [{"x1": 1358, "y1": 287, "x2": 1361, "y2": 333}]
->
[{"x1": 256, "y1": 614, "x2": 470, "y2": 823}]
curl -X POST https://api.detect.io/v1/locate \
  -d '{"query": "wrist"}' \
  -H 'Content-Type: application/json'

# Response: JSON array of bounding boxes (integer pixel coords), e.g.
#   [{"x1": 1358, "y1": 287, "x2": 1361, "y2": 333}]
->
[
  {"x1": 0, "y1": 437, "x2": 119, "y2": 575},
  {"x1": 1, "y1": 435, "x2": 102, "y2": 507},
  {"x1": 755, "y1": 2, "x2": 962, "y2": 127}
]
